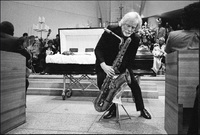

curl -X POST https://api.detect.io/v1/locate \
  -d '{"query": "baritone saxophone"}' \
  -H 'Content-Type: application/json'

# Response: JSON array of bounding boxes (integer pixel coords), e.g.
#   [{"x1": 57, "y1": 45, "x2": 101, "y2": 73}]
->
[{"x1": 93, "y1": 28, "x2": 132, "y2": 112}]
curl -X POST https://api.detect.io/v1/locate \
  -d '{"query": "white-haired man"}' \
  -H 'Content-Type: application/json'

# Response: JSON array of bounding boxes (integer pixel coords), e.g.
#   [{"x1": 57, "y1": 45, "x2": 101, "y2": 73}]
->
[{"x1": 95, "y1": 11, "x2": 151, "y2": 119}]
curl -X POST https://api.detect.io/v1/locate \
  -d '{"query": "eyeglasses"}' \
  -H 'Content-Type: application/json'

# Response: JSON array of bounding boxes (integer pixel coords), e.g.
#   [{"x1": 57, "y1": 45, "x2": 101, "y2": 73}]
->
[{"x1": 124, "y1": 23, "x2": 137, "y2": 31}]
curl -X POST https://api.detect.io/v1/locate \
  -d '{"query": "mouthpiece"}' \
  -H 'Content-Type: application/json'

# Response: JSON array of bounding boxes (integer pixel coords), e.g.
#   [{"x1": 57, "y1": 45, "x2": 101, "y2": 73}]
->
[{"x1": 104, "y1": 28, "x2": 112, "y2": 34}]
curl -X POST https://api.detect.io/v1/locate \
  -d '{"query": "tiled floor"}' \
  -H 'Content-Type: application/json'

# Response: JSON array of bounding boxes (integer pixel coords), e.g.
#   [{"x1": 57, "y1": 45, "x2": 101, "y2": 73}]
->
[{"x1": 6, "y1": 95, "x2": 167, "y2": 134}]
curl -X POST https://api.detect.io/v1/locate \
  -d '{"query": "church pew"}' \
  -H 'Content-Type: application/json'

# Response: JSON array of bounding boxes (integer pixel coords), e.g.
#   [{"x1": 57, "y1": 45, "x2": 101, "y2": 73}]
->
[
  {"x1": 0, "y1": 51, "x2": 26, "y2": 134},
  {"x1": 164, "y1": 50, "x2": 199, "y2": 134}
]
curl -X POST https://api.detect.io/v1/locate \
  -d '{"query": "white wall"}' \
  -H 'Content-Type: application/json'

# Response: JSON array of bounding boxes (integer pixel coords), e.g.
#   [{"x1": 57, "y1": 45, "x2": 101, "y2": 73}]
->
[
  {"x1": 1, "y1": 1, "x2": 198, "y2": 39},
  {"x1": 1, "y1": 1, "x2": 100, "y2": 39}
]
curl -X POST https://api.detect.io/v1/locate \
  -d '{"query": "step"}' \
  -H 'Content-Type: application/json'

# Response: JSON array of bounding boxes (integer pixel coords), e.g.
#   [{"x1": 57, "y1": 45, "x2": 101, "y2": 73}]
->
[
  {"x1": 28, "y1": 81, "x2": 157, "y2": 91},
  {"x1": 27, "y1": 87, "x2": 158, "y2": 99},
  {"x1": 27, "y1": 74, "x2": 162, "y2": 99}
]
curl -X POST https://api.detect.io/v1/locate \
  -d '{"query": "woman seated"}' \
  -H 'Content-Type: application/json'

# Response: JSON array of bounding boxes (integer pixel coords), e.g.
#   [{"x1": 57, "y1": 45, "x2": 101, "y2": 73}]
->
[
  {"x1": 151, "y1": 37, "x2": 166, "y2": 76},
  {"x1": 38, "y1": 40, "x2": 57, "y2": 74}
]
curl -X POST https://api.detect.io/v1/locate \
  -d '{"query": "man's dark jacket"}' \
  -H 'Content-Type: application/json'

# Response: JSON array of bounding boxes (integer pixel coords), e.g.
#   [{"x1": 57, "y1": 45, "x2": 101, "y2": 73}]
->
[{"x1": 95, "y1": 25, "x2": 140, "y2": 73}]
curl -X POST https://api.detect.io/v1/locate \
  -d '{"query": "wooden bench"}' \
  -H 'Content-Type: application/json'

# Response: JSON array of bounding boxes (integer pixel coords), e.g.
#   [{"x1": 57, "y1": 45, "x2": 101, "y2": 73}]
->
[
  {"x1": 164, "y1": 50, "x2": 199, "y2": 134},
  {"x1": 0, "y1": 51, "x2": 26, "y2": 134}
]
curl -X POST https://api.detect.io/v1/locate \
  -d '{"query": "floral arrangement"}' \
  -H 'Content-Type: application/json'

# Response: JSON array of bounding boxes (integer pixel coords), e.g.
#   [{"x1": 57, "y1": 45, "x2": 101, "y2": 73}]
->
[{"x1": 138, "y1": 22, "x2": 156, "y2": 46}]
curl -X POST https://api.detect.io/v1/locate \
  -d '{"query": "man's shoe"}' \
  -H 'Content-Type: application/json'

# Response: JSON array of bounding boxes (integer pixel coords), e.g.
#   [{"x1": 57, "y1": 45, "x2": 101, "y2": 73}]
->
[
  {"x1": 151, "y1": 69, "x2": 157, "y2": 77},
  {"x1": 140, "y1": 109, "x2": 151, "y2": 119},
  {"x1": 103, "y1": 110, "x2": 116, "y2": 119}
]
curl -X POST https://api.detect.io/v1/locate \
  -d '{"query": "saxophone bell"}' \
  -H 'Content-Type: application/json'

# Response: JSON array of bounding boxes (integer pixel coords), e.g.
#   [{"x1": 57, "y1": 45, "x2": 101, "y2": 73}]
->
[
  {"x1": 93, "y1": 91, "x2": 111, "y2": 112},
  {"x1": 93, "y1": 69, "x2": 131, "y2": 112}
]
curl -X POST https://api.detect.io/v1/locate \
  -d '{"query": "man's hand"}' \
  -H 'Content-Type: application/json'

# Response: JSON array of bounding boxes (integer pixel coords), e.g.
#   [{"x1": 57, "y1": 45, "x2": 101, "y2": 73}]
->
[{"x1": 100, "y1": 62, "x2": 115, "y2": 77}]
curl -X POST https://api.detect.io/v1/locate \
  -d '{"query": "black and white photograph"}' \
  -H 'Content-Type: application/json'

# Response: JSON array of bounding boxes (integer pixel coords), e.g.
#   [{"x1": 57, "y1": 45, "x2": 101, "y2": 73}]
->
[{"x1": 0, "y1": 1, "x2": 199, "y2": 134}]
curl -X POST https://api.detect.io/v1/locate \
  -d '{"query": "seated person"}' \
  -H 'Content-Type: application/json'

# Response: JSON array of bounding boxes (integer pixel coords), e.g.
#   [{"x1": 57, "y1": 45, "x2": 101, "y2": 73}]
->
[
  {"x1": 38, "y1": 40, "x2": 56, "y2": 74},
  {"x1": 151, "y1": 37, "x2": 166, "y2": 76},
  {"x1": 164, "y1": 2, "x2": 200, "y2": 134},
  {"x1": 53, "y1": 34, "x2": 60, "y2": 53},
  {"x1": 0, "y1": 21, "x2": 32, "y2": 106},
  {"x1": 30, "y1": 38, "x2": 43, "y2": 73}
]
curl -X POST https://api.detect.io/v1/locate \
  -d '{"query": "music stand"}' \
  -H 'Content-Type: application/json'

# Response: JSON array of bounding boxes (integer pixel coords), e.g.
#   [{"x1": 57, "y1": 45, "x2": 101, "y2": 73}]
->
[{"x1": 99, "y1": 83, "x2": 131, "y2": 128}]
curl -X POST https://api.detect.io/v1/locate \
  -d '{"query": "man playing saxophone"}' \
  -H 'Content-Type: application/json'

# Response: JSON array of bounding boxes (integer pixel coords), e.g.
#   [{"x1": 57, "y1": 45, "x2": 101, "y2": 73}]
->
[{"x1": 94, "y1": 11, "x2": 151, "y2": 119}]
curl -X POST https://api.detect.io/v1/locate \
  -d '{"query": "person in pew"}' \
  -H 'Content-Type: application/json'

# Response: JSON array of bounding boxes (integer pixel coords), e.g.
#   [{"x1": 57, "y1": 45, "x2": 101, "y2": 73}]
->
[
  {"x1": 0, "y1": 21, "x2": 32, "y2": 106},
  {"x1": 153, "y1": 18, "x2": 166, "y2": 43},
  {"x1": 164, "y1": 2, "x2": 200, "y2": 134},
  {"x1": 38, "y1": 40, "x2": 57, "y2": 75},
  {"x1": 164, "y1": 22, "x2": 173, "y2": 41},
  {"x1": 165, "y1": 2, "x2": 200, "y2": 53},
  {"x1": 53, "y1": 34, "x2": 60, "y2": 53},
  {"x1": 94, "y1": 11, "x2": 151, "y2": 119},
  {"x1": 151, "y1": 37, "x2": 166, "y2": 76},
  {"x1": 22, "y1": 32, "x2": 28, "y2": 39}
]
